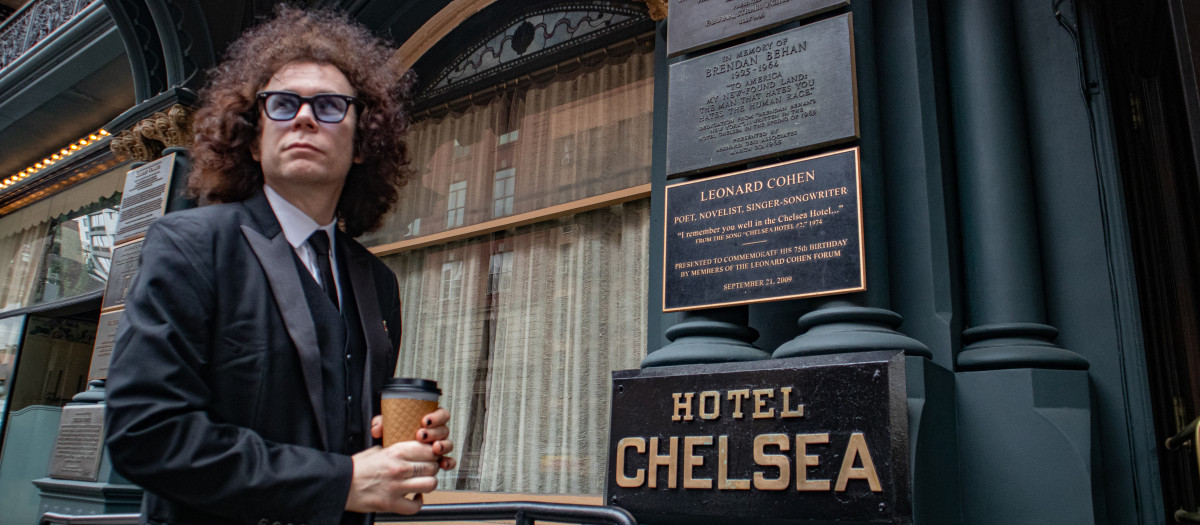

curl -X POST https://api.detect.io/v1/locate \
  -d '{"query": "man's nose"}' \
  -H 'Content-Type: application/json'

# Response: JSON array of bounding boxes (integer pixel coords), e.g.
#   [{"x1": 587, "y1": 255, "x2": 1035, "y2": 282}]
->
[{"x1": 290, "y1": 102, "x2": 319, "y2": 128}]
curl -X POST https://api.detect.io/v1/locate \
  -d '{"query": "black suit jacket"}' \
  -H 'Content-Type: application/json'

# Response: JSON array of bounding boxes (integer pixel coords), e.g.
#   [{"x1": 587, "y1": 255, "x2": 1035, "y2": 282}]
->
[{"x1": 105, "y1": 191, "x2": 402, "y2": 525}]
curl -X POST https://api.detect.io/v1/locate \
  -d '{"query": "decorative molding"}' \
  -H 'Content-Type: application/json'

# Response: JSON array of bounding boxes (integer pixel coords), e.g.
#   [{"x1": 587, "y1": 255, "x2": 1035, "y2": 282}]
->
[
  {"x1": 637, "y1": 0, "x2": 666, "y2": 21},
  {"x1": 110, "y1": 104, "x2": 194, "y2": 162},
  {"x1": 415, "y1": 2, "x2": 653, "y2": 105},
  {"x1": 0, "y1": 0, "x2": 97, "y2": 73}
]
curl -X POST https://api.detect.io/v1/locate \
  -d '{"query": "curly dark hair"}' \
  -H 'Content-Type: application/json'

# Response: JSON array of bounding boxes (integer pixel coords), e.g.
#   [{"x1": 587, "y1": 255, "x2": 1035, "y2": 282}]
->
[{"x1": 189, "y1": 6, "x2": 414, "y2": 237}]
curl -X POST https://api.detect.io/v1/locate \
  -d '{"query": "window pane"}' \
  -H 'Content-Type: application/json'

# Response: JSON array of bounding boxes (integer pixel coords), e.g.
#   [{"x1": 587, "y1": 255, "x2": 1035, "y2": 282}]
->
[
  {"x1": 360, "y1": 48, "x2": 654, "y2": 248},
  {"x1": 383, "y1": 199, "x2": 649, "y2": 494},
  {"x1": 33, "y1": 197, "x2": 120, "y2": 305},
  {"x1": 0, "y1": 315, "x2": 26, "y2": 437}
]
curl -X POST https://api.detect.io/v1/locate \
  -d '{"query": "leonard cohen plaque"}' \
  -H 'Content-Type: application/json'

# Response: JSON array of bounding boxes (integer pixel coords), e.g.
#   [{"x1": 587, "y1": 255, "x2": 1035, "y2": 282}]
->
[
  {"x1": 114, "y1": 153, "x2": 174, "y2": 245},
  {"x1": 667, "y1": 14, "x2": 858, "y2": 176},
  {"x1": 49, "y1": 405, "x2": 107, "y2": 481},
  {"x1": 607, "y1": 351, "x2": 911, "y2": 525},
  {"x1": 663, "y1": 148, "x2": 863, "y2": 311},
  {"x1": 667, "y1": 0, "x2": 849, "y2": 57}
]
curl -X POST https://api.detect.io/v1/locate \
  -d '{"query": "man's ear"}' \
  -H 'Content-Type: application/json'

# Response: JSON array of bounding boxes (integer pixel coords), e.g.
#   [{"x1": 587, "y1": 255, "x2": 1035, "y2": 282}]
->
[{"x1": 251, "y1": 137, "x2": 261, "y2": 162}]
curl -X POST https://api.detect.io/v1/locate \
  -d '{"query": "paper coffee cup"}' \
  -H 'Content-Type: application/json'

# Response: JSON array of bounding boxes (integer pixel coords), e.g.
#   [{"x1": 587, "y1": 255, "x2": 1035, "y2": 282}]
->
[{"x1": 380, "y1": 378, "x2": 441, "y2": 447}]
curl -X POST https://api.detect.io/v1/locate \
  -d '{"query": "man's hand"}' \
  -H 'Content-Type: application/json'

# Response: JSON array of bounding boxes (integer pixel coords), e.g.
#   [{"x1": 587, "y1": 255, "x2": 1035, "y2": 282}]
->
[
  {"x1": 345, "y1": 442, "x2": 440, "y2": 514},
  {"x1": 370, "y1": 407, "x2": 456, "y2": 470},
  {"x1": 347, "y1": 408, "x2": 456, "y2": 514}
]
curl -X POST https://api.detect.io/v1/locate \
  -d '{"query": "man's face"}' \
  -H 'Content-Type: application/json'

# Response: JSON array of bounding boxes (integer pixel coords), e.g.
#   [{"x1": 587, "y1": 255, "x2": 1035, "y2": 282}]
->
[{"x1": 253, "y1": 61, "x2": 361, "y2": 197}]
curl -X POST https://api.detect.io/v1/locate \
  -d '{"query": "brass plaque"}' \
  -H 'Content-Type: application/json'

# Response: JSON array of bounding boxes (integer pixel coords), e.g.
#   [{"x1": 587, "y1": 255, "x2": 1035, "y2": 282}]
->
[
  {"x1": 48, "y1": 405, "x2": 106, "y2": 482},
  {"x1": 101, "y1": 240, "x2": 142, "y2": 310},
  {"x1": 114, "y1": 153, "x2": 174, "y2": 245},
  {"x1": 666, "y1": 14, "x2": 858, "y2": 176},
  {"x1": 667, "y1": 0, "x2": 848, "y2": 56},
  {"x1": 87, "y1": 310, "x2": 123, "y2": 381},
  {"x1": 663, "y1": 148, "x2": 863, "y2": 311}
]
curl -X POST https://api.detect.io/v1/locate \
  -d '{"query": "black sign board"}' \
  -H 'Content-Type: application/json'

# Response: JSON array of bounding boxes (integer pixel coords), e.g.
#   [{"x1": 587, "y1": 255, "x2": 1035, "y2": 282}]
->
[
  {"x1": 667, "y1": 0, "x2": 849, "y2": 57},
  {"x1": 606, "y1": 351, "x2": 911, "y2": 524},
  {"x1": 663, "y1": 148, "x2": 863, "y2": 311},
  {"x1": 667, "y1": 14, "x2": 858, "y2": 176}
]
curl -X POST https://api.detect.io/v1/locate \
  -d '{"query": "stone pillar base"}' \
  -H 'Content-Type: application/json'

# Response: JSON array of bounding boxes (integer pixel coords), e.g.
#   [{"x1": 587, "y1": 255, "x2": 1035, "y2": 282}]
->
[{"x1": 956, "y1": 368, "x2": 1093, "y2": 524}]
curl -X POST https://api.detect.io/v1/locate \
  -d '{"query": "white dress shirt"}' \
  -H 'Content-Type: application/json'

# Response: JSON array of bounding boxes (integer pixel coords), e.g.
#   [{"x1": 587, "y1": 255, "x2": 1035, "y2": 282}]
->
[{"x1": 263, "y1": 184, "x2": 342, "y2": 308}]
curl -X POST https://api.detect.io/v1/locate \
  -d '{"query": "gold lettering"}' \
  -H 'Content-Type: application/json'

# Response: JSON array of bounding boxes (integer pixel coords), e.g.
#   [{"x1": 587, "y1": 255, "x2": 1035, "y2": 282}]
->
[
  {"x1": 699, "y1": 391, "x2": 720, "y2": 420},
  {"x1": 835, "y1": 433, "x2": 882, "y2": 492},
  {"x1": 795, "y1": 433, "x2": 830, "y2": 491},
  {"x1": 780, "y1": 387, "x2": 804, "y2": 418},
  {"x1": 752, "y1": 389, "x2": 775, "y2": 419},
  {"x1": 673, "y1": 392, "x2": 694, "y2": 421},
  {"x1": 753, "y1": 434, "x2": 790, "y2": 490},
  {"x1": 683, "y1": 436, "x2": 713, "y2": 489},
  {"x1": 649, "y1": 437, "x2": 679, "y2": 489},
  {"x1": 616, "y1": 437, "x2": 646, "y2": 488},
  {"x1": 727, "y1": 389, "x2": 750, "y2": 418},
  {"x1": 718, "y1": 435, "x2": 750, "y2": 490}
]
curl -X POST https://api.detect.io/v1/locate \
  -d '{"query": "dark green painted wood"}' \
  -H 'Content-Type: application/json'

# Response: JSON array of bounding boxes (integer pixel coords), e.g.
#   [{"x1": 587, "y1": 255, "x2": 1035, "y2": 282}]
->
[
  {"x1": 944, "y1": 0, "x2": 1087, "y2": 371},
  {"x1": 641, "y1": 306, "x2": 769, "y2": 367},
  {"x1": 774, "y1": 303, "x2": 932, "y2": 358}
]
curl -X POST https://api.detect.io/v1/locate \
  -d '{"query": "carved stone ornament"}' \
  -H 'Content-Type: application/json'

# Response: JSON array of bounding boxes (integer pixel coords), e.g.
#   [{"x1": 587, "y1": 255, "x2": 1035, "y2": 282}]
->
[
  {"x1": 110, "y1": 104, "x2": 195, "y2": 161},
  {"x1": 638, "y1": 0, "x2": 666, "y2": 21}
]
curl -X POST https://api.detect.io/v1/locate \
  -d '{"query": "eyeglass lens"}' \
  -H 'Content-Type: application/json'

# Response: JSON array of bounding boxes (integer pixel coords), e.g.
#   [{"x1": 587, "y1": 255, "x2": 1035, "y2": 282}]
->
[{"x1": 262, "y1": 92, "x2": 353, "y2": 123}]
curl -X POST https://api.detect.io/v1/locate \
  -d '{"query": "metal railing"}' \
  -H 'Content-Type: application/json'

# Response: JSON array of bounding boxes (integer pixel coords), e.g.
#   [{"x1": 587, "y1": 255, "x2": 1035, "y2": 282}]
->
[{"x1": 43, "y1": 502, "x2": 638, "y2": 525}]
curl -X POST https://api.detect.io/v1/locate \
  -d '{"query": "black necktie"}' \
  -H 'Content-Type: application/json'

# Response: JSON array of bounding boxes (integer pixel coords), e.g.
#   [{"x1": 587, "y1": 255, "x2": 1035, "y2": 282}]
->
[{"x1": 307, "y1": 230, "x2": 339, "y2": 310}]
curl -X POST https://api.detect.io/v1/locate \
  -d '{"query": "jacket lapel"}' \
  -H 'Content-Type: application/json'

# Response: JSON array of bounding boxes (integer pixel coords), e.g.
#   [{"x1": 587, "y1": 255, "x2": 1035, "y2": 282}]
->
[
  {"x1": 240, "y1": 193, "x2": 329, "y2": 451},
  {"x1": 340, "y1": 234, "x2": 391, "y2": 427}
]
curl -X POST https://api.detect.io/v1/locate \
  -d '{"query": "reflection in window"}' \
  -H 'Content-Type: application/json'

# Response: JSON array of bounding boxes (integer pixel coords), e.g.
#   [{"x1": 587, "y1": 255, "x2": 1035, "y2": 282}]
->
[
  {"x1": 360, "y1": 45, "x2": 653, "y2": 247},
  {"x1": 0, "y1": 315, "x2": 26, "y2": 438},
  {"x1": 33, "y1": 195, "x2": 120, "y2": 304},
  {"x1": 384, "y1": 200, "x2": 649, "y2": 494},
  {"x1": 493, "y1": 169, "x2": 516, "y2": 218},
  {"x1": 0, "y1": 224, "x2": 52, "y2": 311},
  {"x1": 447, "y1": 181, "x2": 467, "y2": 228}
]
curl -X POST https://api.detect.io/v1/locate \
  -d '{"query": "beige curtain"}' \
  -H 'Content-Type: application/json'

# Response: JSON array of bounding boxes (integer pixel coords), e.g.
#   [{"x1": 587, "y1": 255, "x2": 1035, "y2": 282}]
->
[{"x1": 385, "y1": 200, "x2": 648, "y2": 495}]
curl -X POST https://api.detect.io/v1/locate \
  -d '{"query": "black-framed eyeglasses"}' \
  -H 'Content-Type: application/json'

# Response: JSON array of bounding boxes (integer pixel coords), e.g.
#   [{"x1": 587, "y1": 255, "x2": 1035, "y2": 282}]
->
[{"x1": 256, "y1": 91, "x2": 360, "y2": 123}]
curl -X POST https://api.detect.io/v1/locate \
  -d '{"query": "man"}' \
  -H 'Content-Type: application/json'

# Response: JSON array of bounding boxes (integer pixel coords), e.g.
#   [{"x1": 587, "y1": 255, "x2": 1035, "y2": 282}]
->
[{"x1": 105, "y1": 8, "x2": 453, "y2": 525}]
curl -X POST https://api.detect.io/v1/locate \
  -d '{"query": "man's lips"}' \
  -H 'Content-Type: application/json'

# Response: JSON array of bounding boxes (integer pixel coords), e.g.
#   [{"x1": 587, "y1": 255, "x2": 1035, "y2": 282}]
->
[{"x1": 285, "y1": 142, "x2": 321, "y2": 152}]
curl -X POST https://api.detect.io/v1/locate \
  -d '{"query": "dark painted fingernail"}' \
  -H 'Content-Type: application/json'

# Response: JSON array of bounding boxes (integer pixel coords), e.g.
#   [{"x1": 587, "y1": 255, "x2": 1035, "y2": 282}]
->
[
  {"x1": 419, "y1": 430, "x2": 427, "y2": 440},
  {"x1": 425, "y1": 418, "x2": 432, "y2": 426}
]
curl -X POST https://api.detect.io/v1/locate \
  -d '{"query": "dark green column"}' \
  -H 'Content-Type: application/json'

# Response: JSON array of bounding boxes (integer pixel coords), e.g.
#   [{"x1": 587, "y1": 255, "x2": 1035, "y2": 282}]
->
[
  {"x1": 945, "y1": 2, "x2": 1094, "y2": 523},
  {"x1": 774, "y1": 0, "x2": 931, "y2": 363},
  {"x1": 946, "y1": 0, "x2": 1086, "y2": 371}
]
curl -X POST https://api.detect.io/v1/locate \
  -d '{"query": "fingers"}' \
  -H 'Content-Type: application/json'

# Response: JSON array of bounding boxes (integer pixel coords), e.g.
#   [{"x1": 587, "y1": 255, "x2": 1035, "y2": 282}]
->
[
  {"x1": 346, "y1": 445, "x2": 441, "y2": 514},
  {"x1": 417, "y1": 425, "x2": 449, "y2": 443},
  {"x1": 370, "y1": 415, "x2": 383, "y2": 439},
  {"x1": 421, "y1": 407, "x2": 450, "y2": 429},
  {"x1": 432, "y1": 438, "x2": 454, "y2": 456},
  {"x1": 438, "y1": 455, "x2": 457, "y2": 471}
]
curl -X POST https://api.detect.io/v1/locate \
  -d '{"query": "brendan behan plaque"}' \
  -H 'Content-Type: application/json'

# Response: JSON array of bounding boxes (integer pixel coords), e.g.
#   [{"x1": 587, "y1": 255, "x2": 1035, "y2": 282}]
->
[
  {"x1": 667, "y1": 0, "x2": 849, "y2": 56},
  {"x1": 667, "y1": 13, "x2": 858, "y2": 176},
  {"x1": 664, "y1": 148, "x2": 863, "y2": 311}
]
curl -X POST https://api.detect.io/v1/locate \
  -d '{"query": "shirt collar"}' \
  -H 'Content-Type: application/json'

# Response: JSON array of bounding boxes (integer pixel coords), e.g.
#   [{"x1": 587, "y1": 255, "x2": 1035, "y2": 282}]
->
[{"x1": 263, "y1": 184, "x2": 338, "y2": 250}]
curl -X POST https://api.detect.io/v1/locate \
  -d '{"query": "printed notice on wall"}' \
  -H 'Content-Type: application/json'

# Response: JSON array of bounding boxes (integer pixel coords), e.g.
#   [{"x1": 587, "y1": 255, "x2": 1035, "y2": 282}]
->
[
  {"x1": 114, "y1": 152, "x2": 174, "y2": 245},
  {"x1": 663, "y1": 147, "x2": 863, "y2": 311}
]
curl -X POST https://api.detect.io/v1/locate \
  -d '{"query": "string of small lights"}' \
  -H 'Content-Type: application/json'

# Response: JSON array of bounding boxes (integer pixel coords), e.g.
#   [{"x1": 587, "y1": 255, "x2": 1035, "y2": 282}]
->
[{"x1": 4, "y1": 129, "x2": 111, "y2": 189}]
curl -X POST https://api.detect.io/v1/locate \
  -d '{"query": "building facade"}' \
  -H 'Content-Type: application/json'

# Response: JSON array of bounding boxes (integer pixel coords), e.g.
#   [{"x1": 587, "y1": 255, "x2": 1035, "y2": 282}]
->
[{"x1": 0, "y1": 0, "x2": 1195, "y2": 523}]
